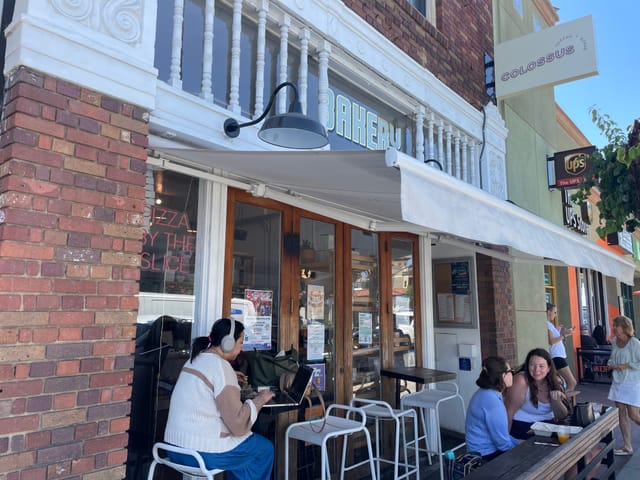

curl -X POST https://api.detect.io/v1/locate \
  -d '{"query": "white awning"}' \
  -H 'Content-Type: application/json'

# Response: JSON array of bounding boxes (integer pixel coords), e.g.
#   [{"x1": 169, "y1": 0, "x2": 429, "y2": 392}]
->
[{"x1": 150, "y1": 146, "x2": 636, "y2": 284}]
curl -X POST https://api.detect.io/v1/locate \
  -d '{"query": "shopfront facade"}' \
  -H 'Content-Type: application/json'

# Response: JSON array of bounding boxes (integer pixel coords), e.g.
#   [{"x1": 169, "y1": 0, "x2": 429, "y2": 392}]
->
[{"x1": 1, "y1": 1, "x2": 636, "y2": 479}]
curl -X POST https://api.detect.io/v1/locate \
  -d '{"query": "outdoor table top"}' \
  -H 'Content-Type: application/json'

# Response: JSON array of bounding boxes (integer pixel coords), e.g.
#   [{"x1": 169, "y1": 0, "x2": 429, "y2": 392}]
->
[
  {"x1": 380, "y1": 366, "x2": 456, "y2": 384},
  {"x1": 380, "y1": 366, "x2": 457, "y2": 407},
  {"x1": 467, "y1": 406, "x2": 619, "y2": 480}
]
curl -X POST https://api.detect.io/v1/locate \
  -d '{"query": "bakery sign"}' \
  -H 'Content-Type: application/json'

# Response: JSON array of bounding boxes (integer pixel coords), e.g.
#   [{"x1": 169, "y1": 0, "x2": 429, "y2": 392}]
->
[{"x1": 553, "y1": 146, "x2": 596, "y2": 188}]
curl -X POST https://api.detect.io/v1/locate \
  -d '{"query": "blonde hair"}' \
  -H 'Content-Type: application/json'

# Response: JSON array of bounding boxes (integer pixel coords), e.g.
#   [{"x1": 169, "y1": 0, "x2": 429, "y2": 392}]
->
[{"x1": 612, "y1": 315, "x2": 634, "y2": 337}]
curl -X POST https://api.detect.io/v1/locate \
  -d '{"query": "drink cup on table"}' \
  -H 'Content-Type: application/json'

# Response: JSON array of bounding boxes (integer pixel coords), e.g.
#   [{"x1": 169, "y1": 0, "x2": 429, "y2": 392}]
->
[{"x1": 557, "y1": 426, "x2": 570, "y2": 444}]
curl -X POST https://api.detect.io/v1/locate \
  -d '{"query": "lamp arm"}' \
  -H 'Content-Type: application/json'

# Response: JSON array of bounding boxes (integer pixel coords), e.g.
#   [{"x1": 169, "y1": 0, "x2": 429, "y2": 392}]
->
[{"x1": 237, "y1": 81, "x2": 298, "y2": 129}]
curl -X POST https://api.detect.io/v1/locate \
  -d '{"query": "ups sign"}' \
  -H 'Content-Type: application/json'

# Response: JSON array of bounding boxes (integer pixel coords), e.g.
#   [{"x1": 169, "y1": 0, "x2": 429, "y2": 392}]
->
[{"x1": 554, "y1": 146, "x2": 595, "y2": 188}]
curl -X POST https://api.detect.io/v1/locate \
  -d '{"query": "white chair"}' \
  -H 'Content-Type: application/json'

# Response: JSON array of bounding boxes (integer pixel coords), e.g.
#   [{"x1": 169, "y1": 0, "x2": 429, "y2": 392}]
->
[
  {"x1": 400, "y1": 381, "x2": 466, "y2": 480},
  {"x1": 147, "y1": 442, "x2": 224, "y2": 480},
  {"x1": 350, "y1": 397, "x2": 419, "y2": 480},
  {"x1": 284, "y1": 404, "x2": 377, "y2": 480}
]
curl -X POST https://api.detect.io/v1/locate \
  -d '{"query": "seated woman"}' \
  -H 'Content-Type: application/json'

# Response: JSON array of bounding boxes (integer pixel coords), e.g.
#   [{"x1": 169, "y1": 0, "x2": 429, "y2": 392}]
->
[
  {"x1": 505, "y1": 348, "x2": 571, "y2": 439},
  {"x1": 465, "y1": 356, "x2": 520, "y2": 461},
  {"x1": 164, "y1": 318, "x2": 276, "y2": 479}
]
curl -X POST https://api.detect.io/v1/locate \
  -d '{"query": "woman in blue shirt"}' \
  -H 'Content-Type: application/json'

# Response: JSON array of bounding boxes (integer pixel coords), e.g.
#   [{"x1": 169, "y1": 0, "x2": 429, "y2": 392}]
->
[{"x1": 465, "y1": 356, "x2": 520, "y2": 461}]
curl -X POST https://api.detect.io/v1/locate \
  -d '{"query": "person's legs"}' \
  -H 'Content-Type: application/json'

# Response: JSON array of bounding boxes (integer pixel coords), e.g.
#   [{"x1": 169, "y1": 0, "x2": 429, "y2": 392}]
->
[
  {"x1": 198, "y1": 433, "x2": 274, "y2": 480},
  {"x1": 615, "y1": 402, "x2": 633, "y2": 452},
  {"x1": 557, "y1": 365, "x2": 577, "y2": 391},
  {"x1": 627, "y1": 404, "x2": 640, "y2": 427}
]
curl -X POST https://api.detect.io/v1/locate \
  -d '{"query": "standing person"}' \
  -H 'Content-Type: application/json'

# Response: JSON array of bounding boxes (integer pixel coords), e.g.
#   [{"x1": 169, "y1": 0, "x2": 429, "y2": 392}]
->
[
  {"x1": 465, "y1": 356, "x2": 520, "y2": 461},
  {"x1": 607, "y1": 315, "x2": 640, "y2": 456},
  {"x1": 505, "y1": 348, "x2": 571, "y2": 439},
  {"x1": 592, "y1": 325, "x2": 611, "y2": 347},
  {"x1": 546, "y1": 302, "x2": 577, "y2": 391},
  {"x1": 164, "y1": 318, "x2": 276, "y2": 479}
]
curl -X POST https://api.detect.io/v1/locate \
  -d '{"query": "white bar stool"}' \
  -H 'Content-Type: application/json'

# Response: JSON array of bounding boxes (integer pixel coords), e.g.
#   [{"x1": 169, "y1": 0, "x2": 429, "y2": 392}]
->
[
  {"x1": 147, "y1": 442, "x2": 224, "y2": 479},
  {"x1": 400, "y1": 381, "x2": 466, "y2": 480},
  {"x1": 350, "y1": 398, "x2": 420, "y2": 480},
  {"x1": 284, "y1": 404, "x2": 377, "y2": 480}
]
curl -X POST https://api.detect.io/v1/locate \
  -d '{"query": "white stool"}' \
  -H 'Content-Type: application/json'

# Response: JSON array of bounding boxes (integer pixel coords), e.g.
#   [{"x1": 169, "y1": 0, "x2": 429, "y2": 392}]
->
[
  {"x1": 400, "y1": 382, "x2": 466, "y2": 480},
  {"x1": 285, "y1": 404, "x2": 377, "y2": 480},
  {"x1": 350, "y1": 398, "x2": 419, "y2": 480},
  {"x1": 147, "y1": 442, "x2": 224, "y2": 480}
]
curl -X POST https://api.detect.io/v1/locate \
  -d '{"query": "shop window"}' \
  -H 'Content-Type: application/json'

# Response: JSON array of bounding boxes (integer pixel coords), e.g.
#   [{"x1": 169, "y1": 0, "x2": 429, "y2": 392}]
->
[
  {"x1": 128, "y1": 168, "x2": 199, "y2": 480},
  {"x1": 544, "y1": 266, "x2": 556, "y2": 306}
]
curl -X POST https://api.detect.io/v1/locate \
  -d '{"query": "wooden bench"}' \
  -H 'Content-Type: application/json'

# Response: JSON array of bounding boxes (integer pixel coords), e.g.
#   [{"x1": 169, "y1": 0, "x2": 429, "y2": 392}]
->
[{"x1": 467, "y1": 406, "x2": 618, "y2": 480}]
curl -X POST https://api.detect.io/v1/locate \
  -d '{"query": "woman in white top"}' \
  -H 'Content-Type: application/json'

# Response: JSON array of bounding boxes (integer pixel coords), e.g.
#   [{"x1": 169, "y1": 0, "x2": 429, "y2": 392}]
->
[
  {"x1": 607, "y1": 315, "x2": 640, "y2": 455},
  {"x1": 164, "y1": 318, "x2": 275, "y2": 479},
  {"x1": 546, "y1": 302, "x2": 577, "y2": 391},
  {"x1": 505, "y1": 348, "x2": 569, "y2": 439}
]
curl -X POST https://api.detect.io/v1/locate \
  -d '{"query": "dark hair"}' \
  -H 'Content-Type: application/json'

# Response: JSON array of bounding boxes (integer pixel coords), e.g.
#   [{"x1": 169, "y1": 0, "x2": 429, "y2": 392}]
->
[
  {"x1": 518, "y1": 348, "x2": 563, "y2": 407},
  {"x1": 190, "y1": 318, "x2": 245, "y2": 362},
  {"x1": 592, "y1": 325, "x2": 610, "y2": 345},
  {"x1": 476, "y1": 356, "x2": 509, "y2": 392},
  {"x1": 546, "y1": 302, "x2": 555, "y2": 312}
]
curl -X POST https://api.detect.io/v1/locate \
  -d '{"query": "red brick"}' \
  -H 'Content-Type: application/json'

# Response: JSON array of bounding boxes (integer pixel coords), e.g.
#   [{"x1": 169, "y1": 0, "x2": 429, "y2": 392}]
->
[{"x1": 13, "y1": 112, "x2": 66, "y2": 138}]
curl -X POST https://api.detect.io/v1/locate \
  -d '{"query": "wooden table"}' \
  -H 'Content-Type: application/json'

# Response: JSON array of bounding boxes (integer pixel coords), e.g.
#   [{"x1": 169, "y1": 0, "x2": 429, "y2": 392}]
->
[
  {"x1": 467, "y1": 406, "x2": 618, "y2": 480},
  {"x1": 380, "y1": 366, "x2": 456, "y2": 407}
]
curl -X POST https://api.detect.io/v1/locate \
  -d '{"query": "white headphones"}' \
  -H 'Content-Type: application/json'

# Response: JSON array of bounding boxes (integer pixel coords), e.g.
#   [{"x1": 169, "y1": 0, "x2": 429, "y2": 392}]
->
[{"x1": 220, "y1": 318, "x2": 236, "y2": 353}]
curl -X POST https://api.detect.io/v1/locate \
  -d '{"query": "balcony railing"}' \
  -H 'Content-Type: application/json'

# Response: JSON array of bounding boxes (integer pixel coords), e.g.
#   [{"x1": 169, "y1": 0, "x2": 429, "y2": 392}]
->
[{"x1": 153, "y1": 0, "x2": 485, "y2": 187}]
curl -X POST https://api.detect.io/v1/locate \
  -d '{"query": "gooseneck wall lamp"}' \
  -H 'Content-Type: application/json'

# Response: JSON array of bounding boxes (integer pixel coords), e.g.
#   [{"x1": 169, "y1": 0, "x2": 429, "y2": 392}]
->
[{"x1": 223, "y1": 81, "x2": 329, "y2": 149}]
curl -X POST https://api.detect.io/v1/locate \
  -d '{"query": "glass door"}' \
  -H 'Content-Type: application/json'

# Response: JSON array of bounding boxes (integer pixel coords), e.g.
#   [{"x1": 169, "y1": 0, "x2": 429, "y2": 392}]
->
[
  {"x1": 351, "y1": 230, "x2": 380, "y2": 399},
  {"x1": 298, "y1": 217, "x2": 337, "y2": 403}
]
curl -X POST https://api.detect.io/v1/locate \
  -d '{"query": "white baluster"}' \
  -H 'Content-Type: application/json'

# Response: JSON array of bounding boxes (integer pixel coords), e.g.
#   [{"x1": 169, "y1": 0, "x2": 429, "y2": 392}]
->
[
  {"x1": 470, "y1": 141, "x2": 479, "y2": 187},
  {"x1": 445, "y1": 124, "x2": 452, "y2": 176},
  {"x1": 462, "y1": 135, "x2": 469, "y2": 183},
  {"x1": 253, "y1": 0, "x2": 269, "y2": 119},
  {"x1": 437, "y1": 121, "x2": 444, "y2": 172},
  {"x1": 201, "y1": 0, "x2": 214, "y2": 101},
  {"x1": 298, "y1": 28, "x2": 310, "y2": 114},
  {"x1": 169, "y1": 0, "x2": 185, "y2": 88},
  {"x1": 317, "y1": 41, "x2": 331, "y2": 132},
  {"x1": 228, "y1": 0, "x2": 243, "y2": 114},
  {"x1": 278, "y1": 14, "x2": 291, "y2": 114},
  {"x1": 427, "y1": 112, "x2": 435, "y2": 162},
  {"x1": 415, "y1": 105, "x2": 425, "y2": 162},
  {"x1": 454, "y1": 131, "x2": 461, "y2": 179}
]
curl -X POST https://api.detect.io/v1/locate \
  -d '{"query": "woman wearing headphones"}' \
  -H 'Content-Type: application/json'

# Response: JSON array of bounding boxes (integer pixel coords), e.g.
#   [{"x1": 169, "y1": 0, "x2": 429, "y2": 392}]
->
[{"x1": 164, "y1": 318, "x2": 275, "y2": 479}]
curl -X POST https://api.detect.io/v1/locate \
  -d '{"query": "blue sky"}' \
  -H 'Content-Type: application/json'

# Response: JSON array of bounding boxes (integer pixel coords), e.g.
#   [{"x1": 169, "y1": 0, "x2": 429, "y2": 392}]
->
[{"x1": 552, "y1": 1, "x2": 638, "y2": 147}]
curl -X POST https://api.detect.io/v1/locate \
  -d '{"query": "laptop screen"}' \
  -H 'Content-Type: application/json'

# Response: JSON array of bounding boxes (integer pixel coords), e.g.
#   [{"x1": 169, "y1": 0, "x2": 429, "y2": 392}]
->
[{"x1": 287, "y1": 364, "x2": 314, "y2": 402}]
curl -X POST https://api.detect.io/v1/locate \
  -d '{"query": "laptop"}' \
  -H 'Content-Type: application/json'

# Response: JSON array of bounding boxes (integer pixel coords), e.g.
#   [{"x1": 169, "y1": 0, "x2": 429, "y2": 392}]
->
[{"x1": 262, "y1": 364, "x2": 314, "y2": 408}]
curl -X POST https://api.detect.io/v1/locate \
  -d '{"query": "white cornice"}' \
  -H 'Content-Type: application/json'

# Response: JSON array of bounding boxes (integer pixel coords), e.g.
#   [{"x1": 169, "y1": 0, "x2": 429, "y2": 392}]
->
[{"x1": 4, "y1": 1, "x2": 158, "y2": 109}]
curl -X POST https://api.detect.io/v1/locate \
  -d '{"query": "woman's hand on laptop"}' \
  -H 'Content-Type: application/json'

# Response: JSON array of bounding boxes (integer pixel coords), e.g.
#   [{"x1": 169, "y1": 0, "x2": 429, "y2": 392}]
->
[{"x1": 254, "y1": 389, "x2": 275, "y2": 409}]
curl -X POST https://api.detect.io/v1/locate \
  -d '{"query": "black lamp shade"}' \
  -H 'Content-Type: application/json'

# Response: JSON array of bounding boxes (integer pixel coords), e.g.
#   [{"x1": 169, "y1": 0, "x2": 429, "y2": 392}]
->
[
  {"x1": 223, "y1": 81, "x2": 329, "y2": 149},
  {"x1": 258, "y1": 112, "x2": 329, "y2": 149}
]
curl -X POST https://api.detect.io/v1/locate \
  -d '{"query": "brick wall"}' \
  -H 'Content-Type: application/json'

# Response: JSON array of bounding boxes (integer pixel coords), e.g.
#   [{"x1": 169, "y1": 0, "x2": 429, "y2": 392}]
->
[
  {"x1": 0, "y1": 67, "x2": 147, "y2": 479},
  {"x1": 476, "y1": 253, "x2": 516, "y2": 366},
  {"x1": 344, "y1": 0, "x2": 494, "y2": 110}
]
